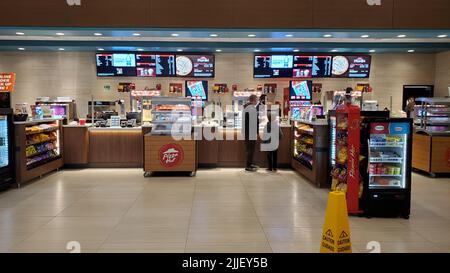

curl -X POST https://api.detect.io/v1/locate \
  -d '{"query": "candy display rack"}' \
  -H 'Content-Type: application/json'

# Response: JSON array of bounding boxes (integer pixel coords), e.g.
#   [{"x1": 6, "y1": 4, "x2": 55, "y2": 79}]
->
[
  {"x1": 331, "y1": 103, "x2": 362, "y2": 214},
  {"x1": 14, "y1": 118, "x2": 64, "y2": 187}
]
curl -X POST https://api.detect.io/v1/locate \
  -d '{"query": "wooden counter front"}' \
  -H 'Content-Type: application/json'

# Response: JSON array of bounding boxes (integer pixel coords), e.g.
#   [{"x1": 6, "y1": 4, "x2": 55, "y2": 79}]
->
[
  {"x1": 63, "y1": 126, "x2": 89, "y2": 165},
  {"x1": 144, "y1": 135, "x2": 197, "y2": 174},
  {"x1": 413, "y1": 133, "x2": 450, "y2": 175},
  {"x1": 198, "y1": 127, "x2": 292, "y2": 168},
  {"x1": 88, "y1": 129, "x2": 143, "y2": 168}
]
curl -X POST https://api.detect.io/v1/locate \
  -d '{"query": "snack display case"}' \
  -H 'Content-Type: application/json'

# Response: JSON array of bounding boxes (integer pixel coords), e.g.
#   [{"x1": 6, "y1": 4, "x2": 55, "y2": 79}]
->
[
  {"x1": 292, "y1": 119, "x2": 329, "y2": 188},
  {"x1": 14, "y1": 119, "x2": 63, "y2": 187},
  {"x1": 290, "y1": 101, "x2": 323, "y2": 122},
  {"x1": 360, "y1": 118, "x2": 412, "y2": 218},
  {"x1": 330, "y1": 103, "x2": 362, "y2": 214},
  {"x1": 35, "y1": 100, "x2": 77, "y2": 123},
  {"x1": 150, "y1": 97, "x2": 192, "y2": 136},
  {"x1": 412, "y1": 97, "x2": 450, "y2": 176}
]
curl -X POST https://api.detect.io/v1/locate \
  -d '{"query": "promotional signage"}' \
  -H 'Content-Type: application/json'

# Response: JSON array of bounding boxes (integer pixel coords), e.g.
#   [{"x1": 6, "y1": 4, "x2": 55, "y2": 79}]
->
[
  {"x1": 0, "y1": 73, "x2": 16, "y2": 92},
  {"x1": 159, "y1": 143, "x2": 184, "y2": 168}
]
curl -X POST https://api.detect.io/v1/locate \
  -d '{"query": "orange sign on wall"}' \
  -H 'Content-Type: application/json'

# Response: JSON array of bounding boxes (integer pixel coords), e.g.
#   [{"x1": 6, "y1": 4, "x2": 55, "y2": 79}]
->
[{"x1": 0, "y1": 73, "x2": 16, "y2": 92}]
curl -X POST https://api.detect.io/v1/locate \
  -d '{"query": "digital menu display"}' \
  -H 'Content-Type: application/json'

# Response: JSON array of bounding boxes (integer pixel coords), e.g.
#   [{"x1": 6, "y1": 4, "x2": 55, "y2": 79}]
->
[
  {"x1": 185, "y1": 81, "x2": 208, "y2": 101},
  {"x1": 293, "y1": 55, "x2": 332, "y2": 78},
  {"x1": 136, "y1": 54, "x2": 157, "y2": 77},
  {"x1": 289, "y1": 80, "x2": 312, "y2": 101},
  {"x1": 155, "y1": 54, "x2": 176, "y2": 77},
  {"x1": 176, "y1": 55, "x2": 215, "y2": 78},
  {"x1": 254, "y1": 55, "x2": 293, "y2": 78},
  {"x1": 332, "y1": 55, "x2": 371, "y2": 78},
  {"x1": 96, "y1": 53, "x2": 137, "y2": 77}
]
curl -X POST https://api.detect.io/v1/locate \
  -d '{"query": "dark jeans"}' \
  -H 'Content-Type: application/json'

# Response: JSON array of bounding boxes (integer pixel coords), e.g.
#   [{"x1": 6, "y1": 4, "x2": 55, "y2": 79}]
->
[
  {"x1": 245, "y1": 140, "x2": 256, "y2": 168},
  {"x1": 267, "y1": 150, "x2": 278, "y2": 170}
]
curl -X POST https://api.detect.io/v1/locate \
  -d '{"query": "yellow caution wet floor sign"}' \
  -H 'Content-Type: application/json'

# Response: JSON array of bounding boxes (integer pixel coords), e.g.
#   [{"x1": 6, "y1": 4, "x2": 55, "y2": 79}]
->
[{"x1": 320, "y1": 191, "x2": 352, "y2": 253}]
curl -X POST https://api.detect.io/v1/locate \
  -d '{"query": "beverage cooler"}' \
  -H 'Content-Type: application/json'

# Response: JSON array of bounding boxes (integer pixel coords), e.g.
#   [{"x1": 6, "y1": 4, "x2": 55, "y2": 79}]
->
[
  {"x1": 0, "y1": 108, "x2": 14, "y2": 190},
  {"x1": 360, "y1": 118, "x2": 412, "y2": 219}
]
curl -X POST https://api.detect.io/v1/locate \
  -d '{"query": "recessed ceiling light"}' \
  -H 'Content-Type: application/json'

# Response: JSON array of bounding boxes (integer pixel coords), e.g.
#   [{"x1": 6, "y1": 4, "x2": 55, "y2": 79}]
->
[
  {"x1": 58, "y1": 48, "x2": 65, "y2": 51},
  {"x1": 293, "y1": 49, "x2": 300, "y2": 52},
  {"x1": 16, "y1": 32, "x2": 25, "y2": 35},
  {"x1": 248, "y1": 34, "x2": 256, "y2": 37},
  {"x1": 254, "y1": 49, "x2": 261, "y2": 52},
  {"x1": 133, "y1": 33, "x2": 141, "y2": 36},
  {"x1": 215, "y1": 49, "x2": 222, "y2": 52},
  {"x1": 210, "y1": 34, "x2": 219, "y2": 37},
  {"x1": 171, "y1": 33, "x2": 179, "y2": 37},
  {"x1": 369, "y1": 49, "x2": 376, "y2": 53},
  {"x1": 18, "y1": 48, "x2": 25, "y2": 51},
  {"x1": 177, "y1": 49, "x2": 183, "y2": 52},
  {"x1": 94, "y1": 33, "x2": 103, "y2": 36},
  {"x1": 56, "y1": 33, "x2": 65, "y2": 36},
  {"x1": 285, "y1": 34, "x2": 294, "y2": 37},
  {"x1": 137, "y1": 48, "x2": 144, "y2": 51},
  {"x1": 97, "y1": 48, "x2": 104, "y2": 51},
  {"x1": 408, "y1": 49, "x2": 415, "y2": 53},
  {"x1": 361, "y1": 34, "x2": 370, "y2": 38},
  {"x1": 437, "y1": 34, "x2": 448, "y2": 38},
  {"x1": 331, "y1": 49, "x2": 339, "y2": 52},
  {"x1": 397, "y1": 34, "x2": 406, "y2": 38},
  {"x1": 323, "y1": 34, "x2": 333, "y2": 38}
]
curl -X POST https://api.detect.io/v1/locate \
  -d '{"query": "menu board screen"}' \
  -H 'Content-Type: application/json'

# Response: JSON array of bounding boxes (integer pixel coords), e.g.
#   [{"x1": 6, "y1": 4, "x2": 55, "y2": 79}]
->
[
  {"x1": 293, "y1": 55, "x2": 332, "y2": 78},
  {"x1": 155, "y1": 54, "x2": 176, "y2": 77},
  {"x1": 136, "y1": 54, "x2": 157, "y2": 77},
  {"x1": 185, "y1": 81, "x2": 208, "y2": 101},
  {"x1": 176, "y1": 55, "x2": 215, "y2": 78},
  {"x1": 254, "y1": 55, "x2": 293, "y2": 78},
  {"x1": 96, "y1": 53, "x2": 137, "y2": 77},
  {"x1": 332, "y1": 55, "x2": 371, "y2": 78},
  {"x1": 289, "y1": 80, "x2": 312, "y2": 101}
]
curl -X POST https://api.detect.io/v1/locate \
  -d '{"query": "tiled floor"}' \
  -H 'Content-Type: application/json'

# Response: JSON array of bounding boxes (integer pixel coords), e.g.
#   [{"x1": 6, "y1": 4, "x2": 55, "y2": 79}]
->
[{"x1": 0, "y1": 168, "x2": 449, "y2": 253}]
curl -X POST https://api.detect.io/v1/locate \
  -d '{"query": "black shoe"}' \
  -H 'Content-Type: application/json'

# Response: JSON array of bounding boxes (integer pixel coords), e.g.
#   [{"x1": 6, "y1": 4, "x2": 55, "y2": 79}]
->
[
  {"x1": 245, "y1": 167, "x2": 257, "y2": 172},
  {"x1": 250, "y1": 164, "x2": 259, "y2": 169},
  {"x1": 273, "y1": 168, "x2": 278, "y2": 172}
]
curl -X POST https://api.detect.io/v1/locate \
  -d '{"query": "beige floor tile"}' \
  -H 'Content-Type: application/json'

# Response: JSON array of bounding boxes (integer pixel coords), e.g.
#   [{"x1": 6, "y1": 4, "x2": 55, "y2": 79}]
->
[
  {"x1": 6, "y1": 205, "x2": 67, "y2": 217},
  {"x1": 253, "y1": 205, "x2": 325, "y2": 218},
  {"x1": 117, "y1": 216, "x2": 191, "y2": 229},
  {"x1": 353, "y1": 241, "x2": 443, "y2": 253},
  {"x1": 189, "y1": 217, "x2": 262, "y2": 229},
  {"x1": 105, "y1": 227, "x2": 188, "y2": 243},
  {"x1": 350, "y1": 228, "x2": 429, "y2": 243},
  {"x1": 0, "y1": 216, "x2": 52, "y2": 232},
  {"x1": 258, "y1": 216, "x2": 325, "y2": 228},
  {"x1": 187, "y1": 229, "x2": 268, "y2": 244},
  {"x1": 269, "y1": 242, "x2": 320, "y2": 253},
  {"x1": 411, "y1": 227, "x2": 450, "y2": 244},
  {"x1": 24, "y1": 228, "x2": 112, "y2": 243},
  {"x1": 186, "y1": 242, "x2": 272, "y2": 253},
  {"x1": 264, "y1": 227, "x2": 322, "y2": 243},
  {"x1": 191, "y1": 205, "x2": 256, "y2": 218},
  {"x1": 42, "y1": 217, "x2": 121, "y2": 229},
  {"x1": 98, "y1": 242, "x2": 185, "y2": 253},
  {"x1": 13, "y1": 240, "x2": 103, "y2": 253}
]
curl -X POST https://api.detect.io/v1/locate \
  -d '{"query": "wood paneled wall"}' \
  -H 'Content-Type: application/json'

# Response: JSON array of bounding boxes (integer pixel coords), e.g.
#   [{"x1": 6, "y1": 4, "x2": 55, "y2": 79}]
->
[{"x1": 0, "y1": 0, "x2": 449, "y2": 28}]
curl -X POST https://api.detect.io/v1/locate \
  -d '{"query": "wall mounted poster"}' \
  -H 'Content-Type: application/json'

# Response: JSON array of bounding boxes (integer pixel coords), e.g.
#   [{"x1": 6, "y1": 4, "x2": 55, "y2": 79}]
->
[{"x1": 0, "y1": 73, "x2": 16, "y2": 92}]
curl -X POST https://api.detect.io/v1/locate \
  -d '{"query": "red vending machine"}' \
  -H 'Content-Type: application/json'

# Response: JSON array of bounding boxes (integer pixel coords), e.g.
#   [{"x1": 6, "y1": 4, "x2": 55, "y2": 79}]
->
[{"x1": 331, "y1": 102, "x2": 362, "y2": 214}]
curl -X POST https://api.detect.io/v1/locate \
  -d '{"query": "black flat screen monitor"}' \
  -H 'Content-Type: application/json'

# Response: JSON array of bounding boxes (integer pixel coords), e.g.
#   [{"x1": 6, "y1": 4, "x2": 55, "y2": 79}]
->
[
  {"x1": 289, "y1": 80, "x2": 313, "y2": 101},
  {"x1": 254, "y1": 54, "x2": 293, "y2": 78},
  {"x1": 96, "y1": 53, "x2": 136, "y2": 77},
  {"x1": 185, "y1": 81, "x2": 208, "y2": 101}
]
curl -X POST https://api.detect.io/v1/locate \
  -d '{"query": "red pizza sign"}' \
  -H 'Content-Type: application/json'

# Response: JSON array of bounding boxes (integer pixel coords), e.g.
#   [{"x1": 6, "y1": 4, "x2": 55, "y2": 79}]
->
[
  {"x1": 159, "y1": 143, "x2": 184, "y2": 168},
  {"x1": 0, "y1": 73, "x2": 16, "y2": 92}
]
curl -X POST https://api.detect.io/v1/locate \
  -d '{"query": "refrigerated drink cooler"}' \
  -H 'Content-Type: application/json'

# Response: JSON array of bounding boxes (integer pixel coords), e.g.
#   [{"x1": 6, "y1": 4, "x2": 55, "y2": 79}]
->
[
  {"x1": 360, "y1": 118, "x2": 412, "y2": 219},
  {"x1": 0, "y1": 108, "x2": 14, "y2": 191}
]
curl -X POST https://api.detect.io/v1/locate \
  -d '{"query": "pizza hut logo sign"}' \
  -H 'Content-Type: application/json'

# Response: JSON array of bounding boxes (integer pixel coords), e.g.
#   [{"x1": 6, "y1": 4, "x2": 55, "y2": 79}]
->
[{"x1": 159, "y1": 144, "x2": 184, "y2": 168}]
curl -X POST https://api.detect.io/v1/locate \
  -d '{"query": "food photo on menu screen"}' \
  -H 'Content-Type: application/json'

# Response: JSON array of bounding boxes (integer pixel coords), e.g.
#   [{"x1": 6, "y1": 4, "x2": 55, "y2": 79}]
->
[
  {"x1": 293, "y1": 55, "x2": 332, "y2": 78},
  {"x1": 290, "y1": 80, "x2": 312, "y2": 100},
  {"x1": 96, "y1": 53, "x2": 137, "y2": 77},
  {"x1": 176, "y1": 55, "x2": 215, "y2": 77},
  {"x1": 136, "y1": 54, "x2": 157, "y2": 77},
  {"x1": 185, "y1": 81, "x2": 208, "y2": 101},
  {"x1": 254, "y1": 54, "x2": 293, "y2": 78},
  {"x1": 332, "y1": 55, "x2": 371, "y2": 78}
]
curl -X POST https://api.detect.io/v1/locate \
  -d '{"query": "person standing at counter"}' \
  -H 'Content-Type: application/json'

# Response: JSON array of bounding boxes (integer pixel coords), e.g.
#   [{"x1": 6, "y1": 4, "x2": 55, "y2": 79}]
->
[
  {"x1": 243, "y1": 95, "x2": 259, "y2": 172},
  {"x1": 263, "y1": 110, "x2": 283, "y2": 172}
]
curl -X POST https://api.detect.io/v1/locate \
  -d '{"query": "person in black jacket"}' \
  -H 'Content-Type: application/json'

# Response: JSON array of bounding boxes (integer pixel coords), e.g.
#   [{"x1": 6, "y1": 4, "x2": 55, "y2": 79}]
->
[
  {"x1": 262, "y1": 109, "x2": 283, "y2": 172},
  {"x1": 242, "y1": 95, "x2": 259, "y2": 172}
]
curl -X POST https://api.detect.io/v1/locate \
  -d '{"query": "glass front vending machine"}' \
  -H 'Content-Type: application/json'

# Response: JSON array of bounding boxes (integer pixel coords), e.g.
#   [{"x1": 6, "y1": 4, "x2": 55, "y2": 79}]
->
[
  {"x1": 0, "y1": 108, "x2": 14, "y2": 190},
  {"x1": 360, "y1": 118, "x2": 412, "y2": 218}
]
